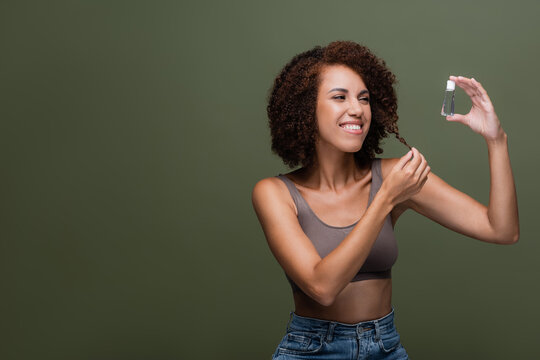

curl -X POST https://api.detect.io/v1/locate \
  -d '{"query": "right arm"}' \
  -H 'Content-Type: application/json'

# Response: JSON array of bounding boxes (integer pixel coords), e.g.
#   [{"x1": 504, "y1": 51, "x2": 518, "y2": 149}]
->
[
  {"x1": 313, "y1": 189, "x2": 394, "y2": 305},
  {"x1": 252, "y1": 148, "x2": 429, "y2": 306}
]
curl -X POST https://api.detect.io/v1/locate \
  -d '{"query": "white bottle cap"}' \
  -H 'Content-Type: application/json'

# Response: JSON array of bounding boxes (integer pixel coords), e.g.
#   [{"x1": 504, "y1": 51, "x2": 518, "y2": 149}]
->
[{"x1": 446, "y1": 80, "x2": 455, "y2": 91}]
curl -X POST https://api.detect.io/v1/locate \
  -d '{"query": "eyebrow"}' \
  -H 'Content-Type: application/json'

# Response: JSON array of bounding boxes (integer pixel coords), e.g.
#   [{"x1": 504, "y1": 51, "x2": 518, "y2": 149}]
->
[{"x1": 327, "y1": 88, "x2": 370, "y2": 95}]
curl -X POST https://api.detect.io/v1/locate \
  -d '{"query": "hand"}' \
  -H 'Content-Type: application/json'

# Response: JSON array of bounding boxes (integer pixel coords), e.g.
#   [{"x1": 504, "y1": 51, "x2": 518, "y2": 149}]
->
[
  {"x1": 381, "y1": 147, "x2": 431, "y2": 207},
  {"x1": 446, "y1": 75, "x2": 504, "y2": 141}
]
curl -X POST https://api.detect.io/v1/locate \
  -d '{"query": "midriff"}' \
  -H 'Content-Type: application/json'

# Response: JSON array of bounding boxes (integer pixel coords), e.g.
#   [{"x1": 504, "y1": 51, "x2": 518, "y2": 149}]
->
[{"x1": 292, "y1": 278, "x2": 392, "y2": 324}]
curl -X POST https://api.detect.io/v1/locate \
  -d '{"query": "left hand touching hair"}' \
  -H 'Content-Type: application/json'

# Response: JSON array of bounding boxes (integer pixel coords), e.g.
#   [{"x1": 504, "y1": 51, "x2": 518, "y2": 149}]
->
[{"x1": 446, "y1": 75, "x2": 504, "y2": 141}]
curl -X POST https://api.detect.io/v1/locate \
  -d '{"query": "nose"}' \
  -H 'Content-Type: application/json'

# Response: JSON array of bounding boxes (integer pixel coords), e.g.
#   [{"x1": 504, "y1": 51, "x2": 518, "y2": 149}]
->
[{"x1": 348, "y1": 99, "x2": 364, "y2": 117}]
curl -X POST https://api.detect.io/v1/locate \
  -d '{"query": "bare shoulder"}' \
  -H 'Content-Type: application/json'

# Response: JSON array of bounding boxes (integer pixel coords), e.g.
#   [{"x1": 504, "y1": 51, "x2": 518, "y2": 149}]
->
[
  {"x1": 251, "y1": 176, "x2": 283, "y2": 208},
  {"x1": 379, "y1": 157, "x2": 400, "y2": 179},
  {"x1": 251, "y1": 176, "x2": 297, "y2": 217}
]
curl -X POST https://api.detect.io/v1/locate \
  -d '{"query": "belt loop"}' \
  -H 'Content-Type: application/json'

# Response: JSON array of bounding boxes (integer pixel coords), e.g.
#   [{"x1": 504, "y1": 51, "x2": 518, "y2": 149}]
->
[
  {"x1": 374, "y1": 320, "x2": 381, "y2": 341},
  {"x1": 326, "y1": 322, "x2": 336, "y2": 343},
  {"x1": 286, "y1": 310, "x2": 294, "y2": 332}
]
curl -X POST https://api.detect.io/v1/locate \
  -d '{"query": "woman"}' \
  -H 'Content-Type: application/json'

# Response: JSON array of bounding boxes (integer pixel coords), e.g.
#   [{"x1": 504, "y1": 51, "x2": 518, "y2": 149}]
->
[{"x1": 251, "y1": 41, "x2": 519, "y2": 359}]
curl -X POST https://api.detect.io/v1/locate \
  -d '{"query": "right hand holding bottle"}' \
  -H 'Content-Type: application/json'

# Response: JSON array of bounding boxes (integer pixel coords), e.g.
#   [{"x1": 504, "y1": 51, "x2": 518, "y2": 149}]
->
[{"x1": 381, "y1": 147, "x2": 431, "y2": 206}]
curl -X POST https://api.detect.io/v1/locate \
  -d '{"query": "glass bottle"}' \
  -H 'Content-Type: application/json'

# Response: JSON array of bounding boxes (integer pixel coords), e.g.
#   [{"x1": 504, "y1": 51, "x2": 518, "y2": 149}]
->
[{"x1": 441, "y1": 80, "x2": 455, "y2": 116}]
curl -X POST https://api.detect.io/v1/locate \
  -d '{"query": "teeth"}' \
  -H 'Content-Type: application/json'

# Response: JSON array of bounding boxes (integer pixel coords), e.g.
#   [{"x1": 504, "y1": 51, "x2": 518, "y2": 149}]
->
[{"x1": 342, "y1": 124, "x2": 361, "y2": 130}]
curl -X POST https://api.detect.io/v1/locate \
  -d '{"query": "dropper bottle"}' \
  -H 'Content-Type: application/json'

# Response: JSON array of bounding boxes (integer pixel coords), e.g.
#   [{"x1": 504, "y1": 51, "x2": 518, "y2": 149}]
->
[{"x1": 441, "y1": 80, "x2": 455, "y2": 116}]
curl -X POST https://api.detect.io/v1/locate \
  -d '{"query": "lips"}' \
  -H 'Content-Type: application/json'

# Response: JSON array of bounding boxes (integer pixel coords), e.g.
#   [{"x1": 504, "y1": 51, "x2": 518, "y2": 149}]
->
[
  {"x1": 339, "y1": 121, "x2": 363, "y2": 127},
  {"x1": 339, "y1": 122, "x2": 363, "y2": 134}
]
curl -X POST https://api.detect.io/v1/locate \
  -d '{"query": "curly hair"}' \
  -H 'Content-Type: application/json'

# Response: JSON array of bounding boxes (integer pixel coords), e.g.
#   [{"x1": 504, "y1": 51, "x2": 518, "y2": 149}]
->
[{"x1": 266, "y1": 41, "x2": 411, "y2": 169}]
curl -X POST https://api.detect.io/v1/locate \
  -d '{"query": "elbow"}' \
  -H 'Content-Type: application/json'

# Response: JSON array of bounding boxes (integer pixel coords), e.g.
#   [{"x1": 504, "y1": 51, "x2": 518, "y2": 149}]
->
[
  {"x1": 510, "y1": 231, "x2": 520, "y2": 244},
  {"x1": 495, "y1": 232, "x2": 519, "y2": 245},
  {"x1": 316, "y1": 294, "x2": 335, "y2": 307},
  {"x1": 488, "y1": 223, "x2": 520, "y2": 244},
  {"x1": 310, "y1": 283, "x2": 335, "y2": 307},
  {"x1": 308, "y1": 262, "x2": 340, "y2": 306},
  {"x1": 308, "y1": 285, "x2": 335, "y2": 306},
  {"x1": 506, "y1": 226, "x2": 520, "y2": 244}
]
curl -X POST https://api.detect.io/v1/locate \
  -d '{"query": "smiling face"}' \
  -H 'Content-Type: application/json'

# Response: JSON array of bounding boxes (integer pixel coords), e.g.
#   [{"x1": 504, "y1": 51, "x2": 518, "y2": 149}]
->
[{"x1": 315, "y1": 64, "x2": 371, "y2": 154}]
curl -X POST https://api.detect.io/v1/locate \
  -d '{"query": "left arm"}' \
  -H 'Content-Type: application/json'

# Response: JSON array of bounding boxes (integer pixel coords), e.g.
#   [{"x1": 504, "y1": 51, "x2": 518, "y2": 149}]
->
[{"x1": 406, "y1": 76, "x2": 519, "y2": 244}]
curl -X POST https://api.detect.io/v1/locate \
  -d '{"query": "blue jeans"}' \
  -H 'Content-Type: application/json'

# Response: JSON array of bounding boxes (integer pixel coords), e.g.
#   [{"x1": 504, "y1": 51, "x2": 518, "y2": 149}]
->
[{"x1": 271, "y1": 307, "x2": 409, "y2": 359}]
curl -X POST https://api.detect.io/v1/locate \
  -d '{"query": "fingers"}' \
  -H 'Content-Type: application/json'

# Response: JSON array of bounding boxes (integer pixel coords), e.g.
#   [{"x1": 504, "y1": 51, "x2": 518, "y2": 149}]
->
[
  {"x1": 404, "y1": 147, "x2": 422, "y2": 171},
  {"x1": 449, "y1": 75, "x2": 491, "y2": 105},
  {"x1": 471, "y1": 78, "x2": 492, "y2": 103},
  {"x1": 404, "y1": 147, "x2": 429, "y2": 181},
  {"x1": 415, "y1": 153, "x2": 428, "y2": 175},
  {"x1": 412, "y1": 150, "x2": 427, "y2": 179},
  {"x1": 419, "y1": 161, "x2": 431, "y2": 184},
  {"x1": 450, "y1": 75, "x2": 479, "y2": 99},
  {"x1": 394, "y1": 147, "x2": 430, "y2": 199},
  {"x1": 397, "y1": 149, "x2": 414, "y2": 169}
]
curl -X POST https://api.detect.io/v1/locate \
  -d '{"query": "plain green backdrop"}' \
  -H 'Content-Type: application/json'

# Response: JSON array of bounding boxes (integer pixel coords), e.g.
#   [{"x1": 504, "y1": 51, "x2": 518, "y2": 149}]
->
[{"x1": 1, "y1": 0, "x2": 539, "y2": 359}]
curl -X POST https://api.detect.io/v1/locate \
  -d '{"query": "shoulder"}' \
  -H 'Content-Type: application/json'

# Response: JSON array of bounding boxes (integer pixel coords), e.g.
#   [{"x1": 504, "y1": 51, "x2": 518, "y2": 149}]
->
[
  {"x1": 252, "y1": 174, "x2": 292, "y2": 195},
  {"x1": 251, "y1": 176, "x2": 283, "y2": 203},
  {"x1": 378, "y1": 157, "x2": 400, "y2": 180},
  {"x1": 251, "y1": 175, "x2": 298, "y2": 216}
]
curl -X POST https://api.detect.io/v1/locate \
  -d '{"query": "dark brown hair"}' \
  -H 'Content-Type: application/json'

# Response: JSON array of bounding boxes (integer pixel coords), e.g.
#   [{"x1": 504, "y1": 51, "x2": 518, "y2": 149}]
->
[{"x1": 266, "y1": 40, "x2": 411, "y2": 169}]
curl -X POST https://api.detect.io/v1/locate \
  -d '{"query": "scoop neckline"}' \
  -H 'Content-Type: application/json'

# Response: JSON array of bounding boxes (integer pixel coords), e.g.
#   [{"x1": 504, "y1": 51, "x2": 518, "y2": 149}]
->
[{"x1": 279, "y1": 159, "x2": 376, "y2": 229}]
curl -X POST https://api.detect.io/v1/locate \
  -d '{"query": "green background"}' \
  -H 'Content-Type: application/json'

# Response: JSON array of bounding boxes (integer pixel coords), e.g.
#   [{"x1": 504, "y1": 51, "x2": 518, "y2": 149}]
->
[{"x1": 2, "y1": 0, "x2": 539, "y2": 359}]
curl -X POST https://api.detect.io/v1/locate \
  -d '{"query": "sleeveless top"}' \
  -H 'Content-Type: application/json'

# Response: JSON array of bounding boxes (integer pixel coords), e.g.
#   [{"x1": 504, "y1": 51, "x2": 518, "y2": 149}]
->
[{"x1": 275, "y1": 158, "x2": 398, "y2": 294}]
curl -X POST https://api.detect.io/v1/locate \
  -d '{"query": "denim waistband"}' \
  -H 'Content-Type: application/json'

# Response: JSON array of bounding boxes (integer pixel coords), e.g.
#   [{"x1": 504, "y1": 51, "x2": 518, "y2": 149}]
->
[{"x1": 286, "y1": 307, "x2": 395, "y2": 340}]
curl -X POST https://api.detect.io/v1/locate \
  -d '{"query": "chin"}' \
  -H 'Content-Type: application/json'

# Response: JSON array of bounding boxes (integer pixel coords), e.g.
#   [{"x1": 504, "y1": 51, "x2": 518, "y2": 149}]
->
[{"x1": 344, "y1": 138, "x2": 365, "y2": 151}]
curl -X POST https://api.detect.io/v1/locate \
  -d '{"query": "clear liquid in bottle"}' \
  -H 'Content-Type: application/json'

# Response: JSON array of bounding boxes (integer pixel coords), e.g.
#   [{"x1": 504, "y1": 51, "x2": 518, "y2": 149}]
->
[{"x1": 441, "y1": 80, "x2": 455, "y2": 116}]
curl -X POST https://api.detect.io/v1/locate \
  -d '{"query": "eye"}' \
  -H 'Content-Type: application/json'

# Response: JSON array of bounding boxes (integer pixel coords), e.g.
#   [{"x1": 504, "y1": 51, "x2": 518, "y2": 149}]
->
[{"x1": 332, "y1": 95, "x2": 370, "y2": 102}]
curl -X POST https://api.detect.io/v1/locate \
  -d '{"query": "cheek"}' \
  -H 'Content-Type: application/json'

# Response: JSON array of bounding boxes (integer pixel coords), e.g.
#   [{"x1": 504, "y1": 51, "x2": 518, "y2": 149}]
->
[
  {"x1": 365, "y1": 107, "x2": 372, "y2": 124},
  {"x1": 366, "y1": 105, "x2": 372, "y2": 117},
  {"x1": 315, "y1": 109, "x2": 338, "y2": 129}
]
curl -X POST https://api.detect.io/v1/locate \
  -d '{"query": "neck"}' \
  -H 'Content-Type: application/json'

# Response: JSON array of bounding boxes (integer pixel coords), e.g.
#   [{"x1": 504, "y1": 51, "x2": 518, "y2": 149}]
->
[{"x1": 301, "y1": 146, "x2": 369, "y2": 193}]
